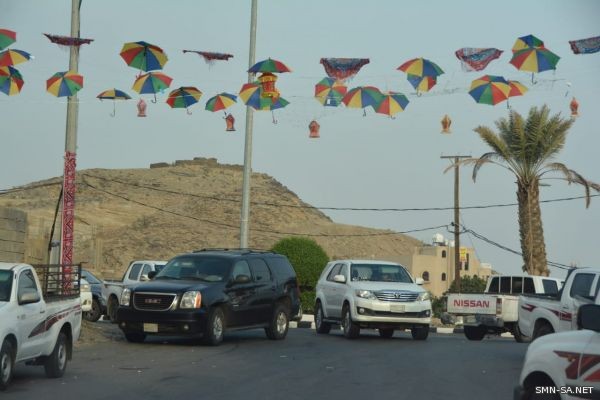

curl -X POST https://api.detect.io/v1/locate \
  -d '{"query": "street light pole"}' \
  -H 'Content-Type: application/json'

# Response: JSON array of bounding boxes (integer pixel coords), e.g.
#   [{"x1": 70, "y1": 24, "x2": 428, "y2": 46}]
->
[{"x1": 239, "y1": 0, "x2": 257, "y2": 248}]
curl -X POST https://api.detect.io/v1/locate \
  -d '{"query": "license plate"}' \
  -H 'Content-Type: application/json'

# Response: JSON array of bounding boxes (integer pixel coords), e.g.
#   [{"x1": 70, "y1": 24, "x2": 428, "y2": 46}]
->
[
  {"x1": 143, "y1": 323, "x2": 158, "y2": 333},
  {"x1": 391, "y1": 304, "x2": 406, "y2": 313}
]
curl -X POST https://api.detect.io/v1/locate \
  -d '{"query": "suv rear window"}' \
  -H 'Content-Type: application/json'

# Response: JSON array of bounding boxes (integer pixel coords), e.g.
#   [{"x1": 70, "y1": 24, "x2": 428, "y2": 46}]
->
[
  {"x1": 265, "y1": 256, "x2": 296, "y2": 281},
  {"x1": 0, "y1": 270, "x2": 13, "y2": 302},
  {"x1": 542, "y1": 279, "x2": 559, "y2": 295}
]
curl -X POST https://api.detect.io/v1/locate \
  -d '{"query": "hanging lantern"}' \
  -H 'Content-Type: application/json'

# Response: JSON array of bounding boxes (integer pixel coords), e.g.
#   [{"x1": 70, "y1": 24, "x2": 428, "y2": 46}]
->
[
  {"x1": 225, "y1": 113, "x2": 235, "y2": 131},
  {"x1": 441, "y1": 114, "x2": 451, "y2": 133},
  {"x1": 570, "y1": 97, "x2": 579, "y2": 117},
  {"x1": 137, "y1": 98, "x2": 147, "y2": 117},
  {"x1": 258, "y1": 72, "x2": 279, "y2": 99},
  {"x1": 309, "y1": 120, "x2": 320, "y2": 138}
]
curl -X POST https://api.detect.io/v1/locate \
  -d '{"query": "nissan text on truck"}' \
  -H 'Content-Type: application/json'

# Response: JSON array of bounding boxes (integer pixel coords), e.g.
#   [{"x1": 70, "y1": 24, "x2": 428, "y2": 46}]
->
[{"x1": 0, "y1": 263, "x2": 82, "y2": 391}]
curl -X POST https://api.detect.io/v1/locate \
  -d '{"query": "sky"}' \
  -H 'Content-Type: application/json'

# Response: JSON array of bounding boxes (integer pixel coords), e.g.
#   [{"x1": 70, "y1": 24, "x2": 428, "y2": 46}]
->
[{"x1": 1, "y1": 0, "x2": 599, "y2": 278}]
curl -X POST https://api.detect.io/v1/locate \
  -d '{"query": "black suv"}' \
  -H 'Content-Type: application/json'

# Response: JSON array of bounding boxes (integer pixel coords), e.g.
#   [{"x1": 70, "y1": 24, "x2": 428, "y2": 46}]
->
[{"x1": 116, "y1": 249, "x2": 302, "y2": 345}]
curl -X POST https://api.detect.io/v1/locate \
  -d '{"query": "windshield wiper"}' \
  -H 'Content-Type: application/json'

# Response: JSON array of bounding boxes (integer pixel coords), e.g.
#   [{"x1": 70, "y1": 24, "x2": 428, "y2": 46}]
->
[{"x1": 155, "y1": 275, "x2": 181, "y2": 280}]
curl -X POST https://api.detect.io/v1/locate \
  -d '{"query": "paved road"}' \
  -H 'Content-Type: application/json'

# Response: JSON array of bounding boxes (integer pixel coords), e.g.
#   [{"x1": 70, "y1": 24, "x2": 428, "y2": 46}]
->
[{"x1": 4, "y1": 328, "x2": 526, "y2": 400}]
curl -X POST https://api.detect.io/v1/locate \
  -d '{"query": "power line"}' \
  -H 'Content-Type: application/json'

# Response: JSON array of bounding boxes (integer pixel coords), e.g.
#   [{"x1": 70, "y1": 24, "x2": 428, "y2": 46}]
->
[{"x1": 80, "y1": 177, "x2": 449, "y2": 238}]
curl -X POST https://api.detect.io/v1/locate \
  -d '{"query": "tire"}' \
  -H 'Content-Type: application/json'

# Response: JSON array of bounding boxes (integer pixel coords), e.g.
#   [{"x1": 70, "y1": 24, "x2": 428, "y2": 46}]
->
[
  {"x1": 83, "y1": 298, "x2": 102, "y2": 322},
  {"x1": 107, "y1": 296, "x2": 119, "y2": 324},
  {"x1": 513, "y1": 323, "x2": 531, "y2": 343},
  {"x1": 464, "y1": 325, "x2": 486, "y2": 341},
  {"x1": 203, "y1": 307, "x2": 225, "y2": 346},
  {"x1": 533, "y1": 323, "x2": 554, "y2": 341},
  {"x1": 411, "y1": 326, "x2": 429, "y2": 341},
  {"x1": 314, "y1": 302, "x2": 331, "y2": 334},
  {"x1": 341, "y1": 304, "x2": 360, "y2": 339},
  {"x1": 265, "y1": 304, "x2": 290, "y2": 340},
  {"x1": 44, "y1": 332, "x2": 68, "y2": 378},
  {"x1": 0, "y1": 340, "x2": 14, "y2": 391},
  {"x1": 124, "y1": 333, "x2": 146, "y2": 343},
  {"x1": 379, "y1": 328, "x2": 394, "y2": 338}
]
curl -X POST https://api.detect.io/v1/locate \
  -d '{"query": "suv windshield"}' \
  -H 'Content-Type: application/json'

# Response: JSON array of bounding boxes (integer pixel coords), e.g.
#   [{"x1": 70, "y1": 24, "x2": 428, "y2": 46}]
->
[
  {"x1": 155, "y1": 257, "x2": 231, "y2": 282},
  {"x1": 350, "y1": 264, "x2": 413, "y2": 283},
  {"x1": 0, "y1": 270, "x2": 13, "y2": 302}
]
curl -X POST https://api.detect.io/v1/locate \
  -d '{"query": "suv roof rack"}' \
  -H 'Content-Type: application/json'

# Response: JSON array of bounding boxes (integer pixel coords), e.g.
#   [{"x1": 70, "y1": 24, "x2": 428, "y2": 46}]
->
[{"x1": 193, "y1": 248, "x2": 275, "y2": 255}]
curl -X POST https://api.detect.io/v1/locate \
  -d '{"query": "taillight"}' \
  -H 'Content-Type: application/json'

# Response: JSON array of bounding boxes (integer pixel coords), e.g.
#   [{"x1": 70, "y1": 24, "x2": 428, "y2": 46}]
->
[{"x1": 496, "y1": 298, "x2": 502, "y2": 315}]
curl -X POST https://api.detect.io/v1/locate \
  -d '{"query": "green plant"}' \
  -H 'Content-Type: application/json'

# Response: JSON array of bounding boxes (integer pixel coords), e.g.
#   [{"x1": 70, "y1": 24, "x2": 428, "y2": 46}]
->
[
  {"x1": 299, "y1": 290, "x2": 316, "y2": 314},
  {"x1": 447, "y1": 275, "x2": 487, "y2": 293},
  {"x1": 431, "y1": 295, "x2": 446, "y2": 318},
  {"x1": 271, "y1": 236, "x2": 329, "y2": 290}
]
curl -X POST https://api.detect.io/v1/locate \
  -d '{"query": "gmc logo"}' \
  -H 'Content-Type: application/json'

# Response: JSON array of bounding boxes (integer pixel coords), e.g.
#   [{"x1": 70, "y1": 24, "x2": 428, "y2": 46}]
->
[
  {"x1": 145, "y1": 298, "x2": 161, "y2": 304},
  {"x1": 454, "y1": 299, "x2": 489, "y2": 308}
]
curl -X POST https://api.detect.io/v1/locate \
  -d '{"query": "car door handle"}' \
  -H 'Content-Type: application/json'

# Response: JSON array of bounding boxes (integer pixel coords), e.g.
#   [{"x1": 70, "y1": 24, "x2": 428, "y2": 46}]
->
[{"x1": 40, "y1": 310, "x2": 46, "y2": 314}]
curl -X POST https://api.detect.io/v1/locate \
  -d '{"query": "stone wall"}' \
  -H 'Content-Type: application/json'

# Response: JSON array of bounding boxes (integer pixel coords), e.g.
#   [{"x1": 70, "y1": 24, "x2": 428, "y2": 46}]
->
[{"x1": 0, "y1": 207, "x2": 27, "y2": 262}]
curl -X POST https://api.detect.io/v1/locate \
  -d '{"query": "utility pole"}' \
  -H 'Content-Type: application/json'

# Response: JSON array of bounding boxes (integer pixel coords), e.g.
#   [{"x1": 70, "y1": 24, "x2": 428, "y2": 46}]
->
[
  {"x1": 61, "y1": 0, "x2": 81, "y2": 281},
  {"x1": 441, "y1": 155, "x2": 470, "y2": 292},
  {"x1": 239, "y1": 0, "x2": 257, "y2": 248}
]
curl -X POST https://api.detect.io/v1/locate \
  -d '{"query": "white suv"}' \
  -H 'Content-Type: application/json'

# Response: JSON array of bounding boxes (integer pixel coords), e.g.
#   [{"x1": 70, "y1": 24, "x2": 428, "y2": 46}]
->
[{"x1": 314, "y1": 260, "x2": 432, "y2": 340}]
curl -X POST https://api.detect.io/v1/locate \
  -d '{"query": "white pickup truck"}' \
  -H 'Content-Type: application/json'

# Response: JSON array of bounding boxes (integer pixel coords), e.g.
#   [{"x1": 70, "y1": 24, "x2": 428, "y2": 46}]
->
[
  {"x1": 0, "y1": 263, "x2": 82, "y2": 391},
  {"x1": 447, "y1": 275, "x2": 563, "y2": 342},
  {"x1": 518, "y1": 267, "x2": 600, "y2": 340},
  {"x1": 103, "y1": 260, "x2": 166, "y2": 321}
]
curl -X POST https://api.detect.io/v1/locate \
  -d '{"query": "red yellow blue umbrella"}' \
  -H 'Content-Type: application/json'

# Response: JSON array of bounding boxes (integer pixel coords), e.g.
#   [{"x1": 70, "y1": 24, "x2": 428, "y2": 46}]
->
[
  {"x1": 46, "y1": 71, "x2": 83, "y2": 97},
  {"x1": 375, "y1": 92, "x2": 409, "y2": 118},
  {"x1": 239, "y1": 81, "x2": 262, "y2": 108},
  {"x1": 132, "y1": 71, "x2": 172, "y2": 102},
  {"x1": 468, "y1": 75, "x2": 511, "y2": 106},
  {"x1": 0, "y1": 29, "x2": 16, "y2": 51},
  {"x1": 248, "y1": 58, "x2": 291, "y2": 73},
  {"x1": 0, "y1": 66, "x2": 24, "y2": 96},
  {"x1": 510, "y1": 47, "x2": 560, "y2": 82},
  {"x1": 314, "y1": 77, "x2": 347, "y2": 107},
  {"x1": 342, "y1": 86, "x2": 383, "y2": 111},
  {"x1": 205, "y1": 92, "x2": 237, "y2": 113},
  {"x1": 120, "y1": 41, "x2": 168, "y2": 72},
  {"x1": 97, "y1": 88, "x2": 131, "y2": 116},
  {"x1": 0, "y1": 49, "x2": 31, "y2": 67},
  {"x1": 512, "y1": 34, "x2": 545, "y2": 53},
  {"x1": 407, "y1": 74, "x2": 437, "y2": 94},
  {"x1": 397, "y1": 57, "x2": 444, "y2": 77},
  {"x1": 508, "y1": 80, "x2": 528, "y2": 97},
  {"x1": 166, "y1": 86, "x2": 203, "y2": 114}
]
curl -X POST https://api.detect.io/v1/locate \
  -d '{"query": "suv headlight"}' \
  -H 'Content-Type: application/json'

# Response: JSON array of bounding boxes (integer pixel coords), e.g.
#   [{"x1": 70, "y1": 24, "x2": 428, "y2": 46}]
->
[
  {"x1": 416, "y1": 292, "x2": 431, "y2": 301},
  {"x1": 81, "y1": 283, "x2": 90, "y2": 292},
  {"x1": 121, "y1": 288, "x2": 131, "y2": 307},
  {"x1": 180, "y1": 291, "x2": 202, "y2": 309},
  {"x1": 355, "y1": 290, "x2": 377, "y2": 300}
]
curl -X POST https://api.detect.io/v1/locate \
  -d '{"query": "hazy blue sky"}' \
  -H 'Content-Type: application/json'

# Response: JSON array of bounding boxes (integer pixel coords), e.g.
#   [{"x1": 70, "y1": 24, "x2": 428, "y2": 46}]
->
[{"x1": 1, "y1": 0, "x2": 599, "y2": 277}]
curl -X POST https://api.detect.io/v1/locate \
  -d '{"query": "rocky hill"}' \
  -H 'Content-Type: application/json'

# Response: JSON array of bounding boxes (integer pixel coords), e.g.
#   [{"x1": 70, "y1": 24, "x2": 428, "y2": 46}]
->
[{"x1": 0, "y1": 157, "x2": 421, "y2": 279}]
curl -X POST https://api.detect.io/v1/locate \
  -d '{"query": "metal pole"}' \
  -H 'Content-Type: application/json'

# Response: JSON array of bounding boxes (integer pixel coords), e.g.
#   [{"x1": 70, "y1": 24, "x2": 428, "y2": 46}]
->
[
  {"x1": 239, "y1": 0, "x2": 257, "y2": 248},
  {"x1": 60, "y1": 0, "x2": 80, "y2": 281}
]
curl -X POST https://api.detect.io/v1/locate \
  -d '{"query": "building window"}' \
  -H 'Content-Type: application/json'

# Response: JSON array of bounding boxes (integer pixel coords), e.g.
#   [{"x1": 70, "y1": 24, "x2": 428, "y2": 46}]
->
[
  {"x1": 441, "y1": 273, "x2": 446, "y2": 281},
  {"x1": 422, "y1": 271, "x2": 430, "y2": 282},
  {"x1": 442, "y1": 250, "x2": 447, "y2": 258},
  {"x1": 465, "y1": 253, "x2": 470, "y2": 271}
]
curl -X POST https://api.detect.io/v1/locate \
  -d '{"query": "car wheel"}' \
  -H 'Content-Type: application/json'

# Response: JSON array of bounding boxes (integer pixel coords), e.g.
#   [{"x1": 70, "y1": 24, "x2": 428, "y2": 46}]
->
[
  {"x1": 266, "y1": 303, "x2": 290, "y2": 340},
  {"x1": 315, "y1": 302, "x2": 331, "y2": 334},
  {"x1": 464, "y1": 325, "x2": 486, "y2": 341},
  {"x1": 533, "y1": 323, "x2": 554, "y2": 341},
  {"x1": 124, "y1": 333, "x2": 146, "y2": 343},
  {"x1": 107, "y1": 296, "x2": 119, "y2": 324},
  {"x1": 513, "y1": 323, "x2": 531, "y2": 343},
  {"x1": 0, "y1": 340, "x2": 14, "y2": 391},
  {"x1": 341, "y1": 304, "x2": 360, "y2": 339},
  {"x1": 379, "y1": 328, "x2": 394, "y2": 338},
  {"x1": 83, "y1": 298, "x2": 102, "y2": 322},
  {"x1": 44, "y1": 332, "x2": 68, "y2": 378},
  {"x1": 411, "y1": 325, "x2": 429, "y2": 341},
  {"x1": 203, "y1": 306, "x2": 225, "y2": 346}
]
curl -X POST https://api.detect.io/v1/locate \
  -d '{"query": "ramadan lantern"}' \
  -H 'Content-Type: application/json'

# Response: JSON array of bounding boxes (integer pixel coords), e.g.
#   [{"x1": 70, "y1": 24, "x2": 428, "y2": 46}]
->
[
  {"x1": 137, "y1": 98, "x2": 147, "y2": 117},
  {"x1": 225, "y1": 113, "x2": 235, "y2": 131},
  {"x1": 441, "y1": 114, "x2": 451, "y2": 133},
  {"x1": 258, "y1": 72, "x2": 279, "y2": 99},
  {"x1": 570, "y1": 97, "x2": 579, "y2": 117},
  {"x1": 309, "y1": 120, "x2": 320, "y2": 138}
]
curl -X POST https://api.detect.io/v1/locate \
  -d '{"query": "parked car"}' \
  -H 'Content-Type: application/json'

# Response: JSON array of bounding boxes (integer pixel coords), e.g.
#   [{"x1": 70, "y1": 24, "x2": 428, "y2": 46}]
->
[
  {"x1": 103, "y1": 260, "x2": 167, "y2": 322},
  {"x1": 116, "y1": 249, "x2": 302, "y2": 345},
  {"x1": 81, "y1": 269, "x2": 106, "y2": 322},
  {"x1": 519, "y1": 267, "x2": 600, "y2": 340},
  {"x1": 314, "y1": 260, "x2": 432, "y2": 340},
  {"x1": 0, "y1": 263, "x2": 82, "y2": 391},
  {"x1": 80, "y1": 278, "x2": 93, "y2": 313},
  {"x1": 446, "y1": 275, "x2": 563, "y2": 342},
  {"x1": 514, "y1": 303, "x2": 600, "y2": 400}
]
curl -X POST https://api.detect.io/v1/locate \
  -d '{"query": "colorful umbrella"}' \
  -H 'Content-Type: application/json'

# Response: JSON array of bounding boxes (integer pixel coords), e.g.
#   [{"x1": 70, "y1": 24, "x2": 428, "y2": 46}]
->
[
  {"x1": 205, "y1": 92, "x2": 237, "y2": 113},
  {"x1": 97, "y1": 88, "x2": 132, "y2": 117},
  {"x1": 512, "y1": 34, "x2": 545, "y2": 53},
  {"x1": 342, "y1": 86, "x2": 384, "y2": 112},
  {"x1": 314, "y1": 77, "x2": 347, "y2": 107},
  {"x1": 259, "y1": 96, "x2": 289, "y2": 124},
  {"x1": 239, "y1": 81, "x2": 262, "y2": 108},
  {"x1": 510, "y1": 47, "x2": 560, "y2": 78},
  {"x1": 248, "y1": 58, "x2": 291, "y2": 73},
  {"x1": 46, "y1": 71, "x2": 83, "y2": 97},
  {"x1": 0, "y1": 49, "x2": 31, "y2": 67},
  {"x1": 166, "y1": 86, "x2": 203, "y2": 114},
  {"x1": 0, "y1": 29, "x2": 16, "y2": 51},
  {"x1": 375, "y1": 92, "x2": 409, "y2": 118},
  {"x1": 397, "y1": 57, "x2": 444, "y2": 77},
  {"x1": 407, "y1": 74, "x2": 437, "y2": 93},
  {"x1": 120, "y1": 41, "x2": 168, "y2": 72},
  {"x1": 507, "y1": 80, "x2": 528, "y2": 97},
  {"x1": 0, "y1": 66, "x2": 24, "y2": 96},
  {"x1": 468, "y1": 75, "x2": 511, "y2": 106},
  {"x1": 132, "y1": 71, "x2": 172, "y2": 102}
]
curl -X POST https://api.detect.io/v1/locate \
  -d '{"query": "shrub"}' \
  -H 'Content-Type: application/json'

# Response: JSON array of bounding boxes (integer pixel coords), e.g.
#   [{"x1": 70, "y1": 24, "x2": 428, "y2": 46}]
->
[
  {"x1": 446, "y1": 275, "x2": 487, "y2": 293},
  {"x1": 299, "y1": 290, "x2": 316, "y2": 314}
]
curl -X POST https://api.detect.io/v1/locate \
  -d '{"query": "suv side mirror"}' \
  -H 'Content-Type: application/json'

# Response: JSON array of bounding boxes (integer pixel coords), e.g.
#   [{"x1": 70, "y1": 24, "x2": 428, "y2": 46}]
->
[
  {"x1": 333, "y1": 274, "x2": 346, "y2": 283},
  {"x1": 18, "y1": 289, "x2": 41, "y2": 305},
  {"x1": 148, "y1": 271, "x2": 157, "y2": 280},
  {"x1": 234, "y1": 274, "x2": 251, "y2": 284},
  {"x1": 415, "y1": 278, "x2": 424, "y2": 285},
  {"x1": 578, "y1": 304, "x2": 600, "y2": 332}
]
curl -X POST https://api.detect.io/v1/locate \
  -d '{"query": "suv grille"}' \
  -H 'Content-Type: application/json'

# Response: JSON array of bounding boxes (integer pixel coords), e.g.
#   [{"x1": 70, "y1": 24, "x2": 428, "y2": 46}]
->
[
  {"x1": 133, "y1": 292, "x2": 176, "y2": 311},
  {"x1": 374, "y1": 290, "x2": 419, "y2": 302}
]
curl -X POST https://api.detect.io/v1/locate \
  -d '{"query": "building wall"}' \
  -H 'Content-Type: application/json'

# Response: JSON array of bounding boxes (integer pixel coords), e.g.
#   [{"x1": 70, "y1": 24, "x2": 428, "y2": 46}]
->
[{"x1": 0, "y1": 207, "x2": 27, "y2": 262}]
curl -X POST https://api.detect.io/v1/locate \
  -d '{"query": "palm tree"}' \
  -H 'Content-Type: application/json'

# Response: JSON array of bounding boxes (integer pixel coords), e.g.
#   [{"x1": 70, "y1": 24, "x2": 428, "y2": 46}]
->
[{"x1": 461, "y1": 105, "x2": 599, "y2": 276}]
